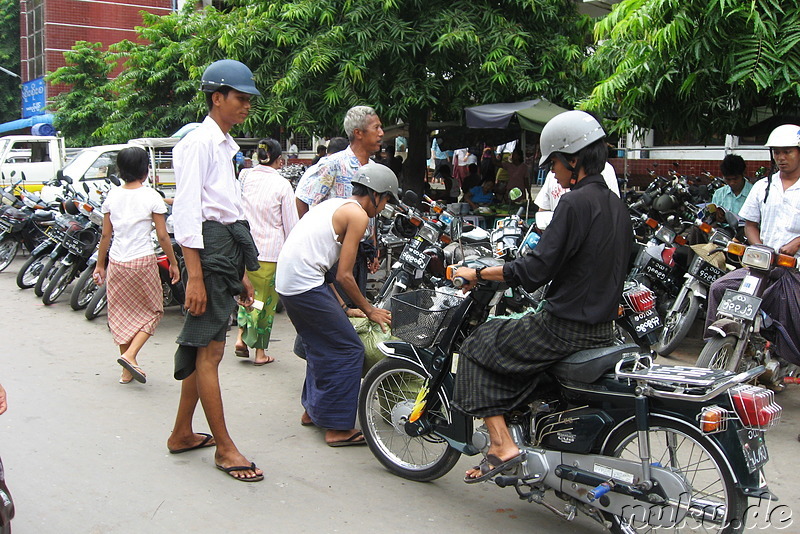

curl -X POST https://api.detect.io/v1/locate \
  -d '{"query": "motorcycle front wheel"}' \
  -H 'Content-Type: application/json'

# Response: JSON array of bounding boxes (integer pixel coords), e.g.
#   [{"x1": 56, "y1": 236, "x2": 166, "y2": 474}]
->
[
  {"x1": 69, "y1": 266, "x2": 99, "y2": 310},
  {"x1": 42, "y1": 263, "x2": 76, "y2": 305},
  {"x1": 16, "y1": 253, "x2": 47, "y2": 289},
  {"x1": 358, "y1": 358, "x2": 461, "y2": 482},
  {"x1": 696, "y1": 334, "x2": 742, "y2": 372},
  {"x1": 653, "y1": 294, "x2": 700, "y2": 356},
  {"x1": 603, "y1": 417, "x2": 746, "y2": 534},
  {"x1": 34, "y1": 257, "x2": 59, "y2": 297},
  {"x1": 0, "y1": 237, "x2": 19, "y2": 272},
  {"x1": 84, "y1": 285, "x2": 107, "y2": 320}
]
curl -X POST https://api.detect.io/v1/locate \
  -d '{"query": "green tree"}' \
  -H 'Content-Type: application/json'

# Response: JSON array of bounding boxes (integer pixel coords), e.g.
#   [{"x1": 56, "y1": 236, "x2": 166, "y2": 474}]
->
[
  {"x1": 46, "y1": 42, "x2": 115, "y2": 147},
  {"x1": 0, "y1": 0, "x2": 20, "y2": 123},
  {"x1": 583, "y1": 0, "x2": 800, "y2": 141},
  {"x1": 49, "y1": 1, "x2": 594, "y2": 190}
]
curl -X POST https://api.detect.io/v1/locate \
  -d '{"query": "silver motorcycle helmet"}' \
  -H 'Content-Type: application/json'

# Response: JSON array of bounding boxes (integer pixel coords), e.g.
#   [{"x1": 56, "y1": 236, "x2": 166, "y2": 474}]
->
[
  {"x1": 200, "y1": 59, "x2": 261, "y2": 96},
  {"x1": 765, "y1": 124, "x2": 800, "y2": 148},
  {"x1": 539, "y1": 110, "x2": 606, "y2": 166},
  {"x1": 352, "y1": 162, "x2": 400, "y2": 204}
]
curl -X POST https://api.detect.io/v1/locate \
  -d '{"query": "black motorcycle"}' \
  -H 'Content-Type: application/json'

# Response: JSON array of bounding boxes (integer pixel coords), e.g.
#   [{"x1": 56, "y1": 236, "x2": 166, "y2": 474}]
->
[{"x1": 359, "y1": 260, "x2": 780, "y2": 533}]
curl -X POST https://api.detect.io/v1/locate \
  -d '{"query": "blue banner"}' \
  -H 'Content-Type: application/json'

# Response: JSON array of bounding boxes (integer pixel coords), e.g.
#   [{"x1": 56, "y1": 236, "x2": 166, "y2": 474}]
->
[{"x1": 22, "y1": 78, "x2": 46, "y2": 118}]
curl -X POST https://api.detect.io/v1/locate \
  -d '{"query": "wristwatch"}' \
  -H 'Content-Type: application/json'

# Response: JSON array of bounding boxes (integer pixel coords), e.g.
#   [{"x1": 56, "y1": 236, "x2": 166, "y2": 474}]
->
[{"x1": 475, "y1": 266, "x2": 485, "y2": 282}]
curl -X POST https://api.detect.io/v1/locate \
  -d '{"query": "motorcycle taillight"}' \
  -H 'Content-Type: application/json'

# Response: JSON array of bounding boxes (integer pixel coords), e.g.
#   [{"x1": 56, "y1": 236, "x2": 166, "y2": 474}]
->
[
  {"x1": 623, "y1": 287, "x2": 655, "y2": 313},
  {"x1": 729, "y1": 385, "x2": 781, "y2": 430}
]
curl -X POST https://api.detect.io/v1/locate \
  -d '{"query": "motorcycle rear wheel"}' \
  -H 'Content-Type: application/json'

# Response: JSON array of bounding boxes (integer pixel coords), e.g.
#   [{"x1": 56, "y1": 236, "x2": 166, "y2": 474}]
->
[
  {"x1": 603, "y1": 417, "x2": 745, "y2": 534},
  {"x1": 696, "y1": 335, "x2": 742, "y2": 372},
  {"x1": 70, "y1": 266, "x2": 98, "y2": 310},
  {"x1": 16, "y1": 253, "x2": 47, "y2": 289},
  {"x1": 84, "y1": 285, "x2": 107, "y2": 320},
  {"x1": 42, "y1": 263, "x2": 76, "y2": 305},
  {"x1": 654, "y1": 294, "x2": 700, "y2": 356},
  {"x1": 358, "y1": 358, "x2": 461, "y2": 482},
  {"x1": 0, "y1": 237, "x2": 19, "y2": 272},
  {"x1": 34, "y1": 257, "x2": 59, "y2": 297}
]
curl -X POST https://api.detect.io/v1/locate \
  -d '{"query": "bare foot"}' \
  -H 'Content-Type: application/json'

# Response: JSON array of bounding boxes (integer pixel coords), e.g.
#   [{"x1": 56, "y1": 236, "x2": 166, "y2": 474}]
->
[
  {"x1": 325, "y1": 429, "x2": 366, "y2": 446},
  {"x1": 300, "y1": 411, "x2": 314, "y2": 426},
  {"x1": 253, "y1": 349, "x2": 275, "y2": 365}
]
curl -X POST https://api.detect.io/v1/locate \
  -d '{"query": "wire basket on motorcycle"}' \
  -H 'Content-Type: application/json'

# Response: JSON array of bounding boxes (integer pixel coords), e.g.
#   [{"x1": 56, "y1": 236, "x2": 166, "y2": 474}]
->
[{"x1": 390, "y1": 289, "x2": 464, "y2": 348}]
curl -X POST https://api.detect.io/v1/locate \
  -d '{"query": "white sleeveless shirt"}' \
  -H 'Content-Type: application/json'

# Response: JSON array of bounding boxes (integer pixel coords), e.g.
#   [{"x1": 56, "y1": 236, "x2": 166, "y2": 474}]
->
[{"x1": 275, "y1": 198, "x2": 359, "y2": 296}]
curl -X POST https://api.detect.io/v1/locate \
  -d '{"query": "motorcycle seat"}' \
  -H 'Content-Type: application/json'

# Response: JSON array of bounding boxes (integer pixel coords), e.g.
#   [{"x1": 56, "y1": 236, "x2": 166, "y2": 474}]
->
[
  {"x1": 33, "y1": 210, "x2": 55, "y2": 222},
  {"x1": 550, "y1": 343, "x2": 640, "y2": 384}
]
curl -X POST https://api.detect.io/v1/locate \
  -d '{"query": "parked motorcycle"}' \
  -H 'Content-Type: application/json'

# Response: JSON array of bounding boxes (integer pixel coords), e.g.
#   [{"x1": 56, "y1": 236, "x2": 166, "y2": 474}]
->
[
  {"x1": 0, "y1": 191, "x2": 54, "y2": 271},
  {"x1": 359, "y1": 260, "x2": 781, "y2": 533},
  {"x1": 696, "y1": 241, "x2": 800, "y2": 390}
]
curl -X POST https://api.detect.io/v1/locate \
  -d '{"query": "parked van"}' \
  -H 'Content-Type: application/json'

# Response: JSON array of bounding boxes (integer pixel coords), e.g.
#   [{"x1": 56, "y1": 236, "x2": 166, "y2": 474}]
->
[{"x1": 0, "y1": 135, "x2": 67, "y2": 191}]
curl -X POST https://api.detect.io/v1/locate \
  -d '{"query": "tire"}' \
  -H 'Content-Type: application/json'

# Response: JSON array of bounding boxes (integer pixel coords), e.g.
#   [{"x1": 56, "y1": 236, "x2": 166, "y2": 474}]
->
[
  {"x1": 358, "y1": 358, "x2": 461, "y2": 482},
  {"x1": 16, "y1": 254, "x2": 47, "y2": 289},
  {"x1": 603, "y1": 417, "x2": 746, "y2": 534},
  {"x1": 654, "y1": 294, "x2": 700, "y2": 356},
  {"x1": 0, "y1": 237, "x2": 19, "y2": 272},
  {"x1": 696, "y1": 334, "x2": 742, "y2": 372},
  {"x1": 34, "y1": 257, "x2": 59, "y2": 297},
  {"x1": 69, "y1": 266, "x2": 99, "y2": 310},
  {"x1": 42, "y1": 263, "x2": 76, "y2": 305},
  {"x1": 84, "y1": 285, "x2": 107, "y2": 320}
]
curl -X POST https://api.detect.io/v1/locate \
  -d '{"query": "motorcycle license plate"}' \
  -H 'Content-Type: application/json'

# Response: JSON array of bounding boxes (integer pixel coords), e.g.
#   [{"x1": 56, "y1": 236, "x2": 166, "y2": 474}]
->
[
  {"x1": 0, "y1": 218, "x2": 12, "y2": 232},
  {"x1": 718, "y1": 289, "x2": 761, "y2": 321},
  {"x1": 737, "y1": 428, "x2": 768, "y2": 473},
  {"x1": 630, "y1": 308, "x2": 662, "y2": 337},
  {"x1": 47, "y1": 226, "x2": 65, "y2": 243},
  {"x1": 63, "y1": 237, "x2": 84, "y2": 256},
  {"x1": 689, "y1": 256, "x2": 725, "y2": 285},
  {"x1": 644, "y1": 258, "x2": 671, "y2": 283},
  {"x1": 399, "y1": 246, "x2": 429, "y2": 271}
]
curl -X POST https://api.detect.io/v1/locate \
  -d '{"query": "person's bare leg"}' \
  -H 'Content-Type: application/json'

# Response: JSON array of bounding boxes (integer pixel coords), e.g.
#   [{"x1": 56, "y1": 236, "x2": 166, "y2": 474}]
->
[
  {"x1": 120, "y1": 330, "x2": 152, "y2": 367},
  {"x1": 195, "y1": 340, "x2": 262, "y2": 479},
  {"x1": 235, "y1": 327, "x2": 246, "y2": 352},
  {"x1": 167, "y1": 372, "x2": 216, "y2": 451},
  {"x1": 465, "y1": 415, "x2": 521, "y2": 480}
]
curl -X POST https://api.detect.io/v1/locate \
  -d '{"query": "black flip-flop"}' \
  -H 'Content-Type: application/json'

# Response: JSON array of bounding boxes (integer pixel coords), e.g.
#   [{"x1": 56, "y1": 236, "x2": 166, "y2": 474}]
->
[
  {"x1": 168, "y1": 433, "x2": 216, "y2": 454},
  {"x1": 117, "y1": 358, "x2": 146, "y2": 384},
  {"x1": 234, "y1": 346, "x2": 250, "y2": 358},
  {"x1": 327, "y1": 430, "x2": 367, "y2": 447},
  {"x1": 464, "y1": 451, "x2": 525, "y2": 484},
  {"x1": 216, "y1": 462, "x2": 264, "y2": 482}
]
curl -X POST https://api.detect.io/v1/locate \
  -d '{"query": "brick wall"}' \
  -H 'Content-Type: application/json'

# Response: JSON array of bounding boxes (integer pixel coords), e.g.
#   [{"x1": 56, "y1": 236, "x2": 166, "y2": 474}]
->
[{"x1": 609, "y1": 158, "x2": 773, "y2": 189}]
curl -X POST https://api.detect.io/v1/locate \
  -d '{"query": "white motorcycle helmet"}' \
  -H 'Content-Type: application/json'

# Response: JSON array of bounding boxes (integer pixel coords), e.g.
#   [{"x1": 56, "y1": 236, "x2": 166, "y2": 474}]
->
[
  {"x1": 765, "y1": 124, "x2": 800, "y2": 148},
  {"x1": 539, "y1": 110, "x2": 606, "y2": 167}
]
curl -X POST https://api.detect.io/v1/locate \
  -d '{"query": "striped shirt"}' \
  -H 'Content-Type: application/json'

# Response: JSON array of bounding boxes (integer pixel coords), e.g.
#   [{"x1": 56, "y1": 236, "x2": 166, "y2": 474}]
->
[{"x1": 241, "y1": 165, "x2": 299, "y2": 262}]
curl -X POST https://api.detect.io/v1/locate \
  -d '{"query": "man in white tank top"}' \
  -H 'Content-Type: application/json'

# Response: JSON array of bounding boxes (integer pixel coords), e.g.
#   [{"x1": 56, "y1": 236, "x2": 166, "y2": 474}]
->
[{"x1": 276, "y1": 164, "x2": 396, "y2": 446}]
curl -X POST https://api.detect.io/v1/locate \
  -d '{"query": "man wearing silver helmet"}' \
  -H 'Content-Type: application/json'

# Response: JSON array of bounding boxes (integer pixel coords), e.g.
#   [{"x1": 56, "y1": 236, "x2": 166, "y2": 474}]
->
[
  {"x1": 451, "y1": 110, "x2": 632, "y2": 483},
  {"x1": 277, "y1": 163, "x2": 395, "y2": 447},
  {"x1": 168, "y1": 59, "x2": 264, "y2": 482}
]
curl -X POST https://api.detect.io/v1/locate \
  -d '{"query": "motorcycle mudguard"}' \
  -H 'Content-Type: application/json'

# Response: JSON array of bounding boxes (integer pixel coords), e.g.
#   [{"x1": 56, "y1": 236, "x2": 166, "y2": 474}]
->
[
  {"x1": 376, "y1": 341, "x2": 476, "y2": 454},
  {"x1": 707, "y1": 318, "x2": 745, "y2": 338}
]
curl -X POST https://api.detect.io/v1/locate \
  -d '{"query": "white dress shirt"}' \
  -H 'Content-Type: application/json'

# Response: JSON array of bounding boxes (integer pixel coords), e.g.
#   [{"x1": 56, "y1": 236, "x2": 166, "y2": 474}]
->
[
  {"x1": 739, "y1": 173, "x2": 800, "y2": 257},
  {"x1": 172, "y1": 116, "x2": 243, "y2": 249},
  {"x1": 535, "y1": 162, "x2": 620, "y2": 211}
]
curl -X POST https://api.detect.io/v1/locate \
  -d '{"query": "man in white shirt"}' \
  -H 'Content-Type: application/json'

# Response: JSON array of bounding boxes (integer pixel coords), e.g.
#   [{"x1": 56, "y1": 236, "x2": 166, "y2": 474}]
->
[
  {"x1": 534, "y1": 161, "x2": 621, "y2": 212},
  {"x1": 167, "y1": 59, "x2": 264, "y2": 482}
]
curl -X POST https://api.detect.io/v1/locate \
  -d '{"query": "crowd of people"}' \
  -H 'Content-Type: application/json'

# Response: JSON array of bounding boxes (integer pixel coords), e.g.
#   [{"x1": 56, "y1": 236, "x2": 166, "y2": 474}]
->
[{"x1": 60, "y1": 57, "x2": 800, "y2": 490}]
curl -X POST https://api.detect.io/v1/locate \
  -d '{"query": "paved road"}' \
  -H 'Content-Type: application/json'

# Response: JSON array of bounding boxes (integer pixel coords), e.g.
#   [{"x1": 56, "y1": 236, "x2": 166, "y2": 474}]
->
[{"x1": 0, "y1": 255, "x2": 797, "y2": 533}]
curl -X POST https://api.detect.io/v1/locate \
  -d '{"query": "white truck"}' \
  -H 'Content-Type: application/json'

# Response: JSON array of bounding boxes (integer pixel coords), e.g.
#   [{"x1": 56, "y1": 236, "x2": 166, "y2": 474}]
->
[{"x1": 0, "y1": 135, "x2": 67, "y2": 191}]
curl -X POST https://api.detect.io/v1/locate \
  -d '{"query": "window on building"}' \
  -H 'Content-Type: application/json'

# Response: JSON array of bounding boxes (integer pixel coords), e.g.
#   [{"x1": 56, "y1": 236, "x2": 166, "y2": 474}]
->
[{"x1": 24, "y1": 0, "x2": 45, "y2": 80}]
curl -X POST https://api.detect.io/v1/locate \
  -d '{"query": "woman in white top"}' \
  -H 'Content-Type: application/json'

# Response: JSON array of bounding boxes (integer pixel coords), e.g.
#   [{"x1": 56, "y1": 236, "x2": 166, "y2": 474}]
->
[
  {"x1": 234, "y1": 138, "x2": 299, "y2": 365},
  {"x1": 93, "y1": 147, "x2": 179, "y2": 384}
]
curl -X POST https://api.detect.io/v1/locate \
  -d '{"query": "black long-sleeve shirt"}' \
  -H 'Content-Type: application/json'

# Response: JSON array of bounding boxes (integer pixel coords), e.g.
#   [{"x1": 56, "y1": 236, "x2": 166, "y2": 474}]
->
[{"x1": 503, "y1": 173, "x2": 632, "y2": 324}]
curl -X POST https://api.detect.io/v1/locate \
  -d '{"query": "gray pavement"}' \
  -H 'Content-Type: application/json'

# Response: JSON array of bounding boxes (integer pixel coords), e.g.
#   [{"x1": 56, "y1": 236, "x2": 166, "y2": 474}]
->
[{"x1": 0, "y1": 254, "x2": 798, "y2": 533}]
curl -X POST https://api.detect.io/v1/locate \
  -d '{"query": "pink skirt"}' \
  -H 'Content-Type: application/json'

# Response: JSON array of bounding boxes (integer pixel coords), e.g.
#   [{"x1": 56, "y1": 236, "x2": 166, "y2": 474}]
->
[{"x1": 106, "y1": 255, "x2": 163, "y2": 346}]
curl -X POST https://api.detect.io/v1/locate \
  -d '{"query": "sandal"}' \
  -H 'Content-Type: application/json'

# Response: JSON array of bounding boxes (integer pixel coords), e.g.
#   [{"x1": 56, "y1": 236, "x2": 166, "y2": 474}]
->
[
  {"x1": 464, "y1": 451, "x2": 525, "y2": 484},
  {"x1": 117, "y1": 358, "x2": 146, "y2": 384}
]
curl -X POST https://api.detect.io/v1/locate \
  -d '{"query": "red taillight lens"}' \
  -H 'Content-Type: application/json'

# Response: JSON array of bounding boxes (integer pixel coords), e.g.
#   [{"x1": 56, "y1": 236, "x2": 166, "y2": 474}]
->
[
  {"x1": 624, "y1": 287, "x2": 655, "y2": 313},
  {"x1": 730, "y1": 385, "x2": 782, "y2": 430}
]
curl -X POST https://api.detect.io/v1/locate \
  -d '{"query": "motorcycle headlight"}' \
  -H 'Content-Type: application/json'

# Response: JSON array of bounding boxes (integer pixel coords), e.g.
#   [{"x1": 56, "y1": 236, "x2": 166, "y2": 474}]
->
[
  {"x1": 741, "y1": 245, "x2": 772, "y2": 270},
  {"x1": 654, "y1": 225, "x2": 676, "y2": 245},
  {"x1": 418, "y1": 224, "x2": 439, "y2": 244}
]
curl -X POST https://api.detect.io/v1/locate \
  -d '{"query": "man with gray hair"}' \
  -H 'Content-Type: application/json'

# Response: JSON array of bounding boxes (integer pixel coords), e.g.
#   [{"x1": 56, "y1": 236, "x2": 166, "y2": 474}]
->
[
  {"x1": 295, "y1": 105, "x2": 384, "y2": 216},
  {"x1": 294, "y1": 105, "x2": 385, "y2": 304}
]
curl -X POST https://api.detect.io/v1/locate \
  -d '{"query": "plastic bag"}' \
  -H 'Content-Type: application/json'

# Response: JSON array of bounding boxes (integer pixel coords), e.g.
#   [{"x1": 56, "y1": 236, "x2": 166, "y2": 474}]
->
[{"x1": 349, "y1": 317, "x2": 396, "y2": 376}]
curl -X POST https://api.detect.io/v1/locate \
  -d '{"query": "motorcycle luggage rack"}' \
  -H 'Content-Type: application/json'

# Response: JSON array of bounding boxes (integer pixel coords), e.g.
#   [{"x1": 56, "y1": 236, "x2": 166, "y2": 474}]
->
[{"x1": 615, "y1": 353, "x2": 765, "y2": 401}]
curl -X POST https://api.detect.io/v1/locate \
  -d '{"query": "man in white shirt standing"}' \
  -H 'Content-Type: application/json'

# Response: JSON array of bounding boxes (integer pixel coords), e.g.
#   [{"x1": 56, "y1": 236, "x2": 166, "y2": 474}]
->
[
  {"x1": 167, "y1": 59, "x2": 264, "y2": 482},
  {"x1": 534, "y1": 161, "x2": 621, "y2": 212}
]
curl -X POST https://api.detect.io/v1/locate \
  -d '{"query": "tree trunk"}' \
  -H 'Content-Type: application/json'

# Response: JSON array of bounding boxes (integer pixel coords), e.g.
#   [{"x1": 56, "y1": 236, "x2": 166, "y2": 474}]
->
[{"x1": 402, "y1": 107, "x2": 429, "y2": 198}]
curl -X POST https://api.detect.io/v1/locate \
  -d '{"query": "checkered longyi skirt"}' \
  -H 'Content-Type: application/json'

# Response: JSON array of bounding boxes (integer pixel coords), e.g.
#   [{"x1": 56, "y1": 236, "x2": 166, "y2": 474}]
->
[
  {"x1": 452, "y1": 310, "x2": 616, "y2": 418},
  {"x1": 106, "y1": 255, "x2": 163, "y2": 346}
]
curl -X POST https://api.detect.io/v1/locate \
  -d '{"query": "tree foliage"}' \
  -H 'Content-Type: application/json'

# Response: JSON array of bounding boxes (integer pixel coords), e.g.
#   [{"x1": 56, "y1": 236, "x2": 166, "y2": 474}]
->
[
  {"x1": 583, "y1": 0, "x2": 800, "y2": 141},
  {"x1": 48, "y1": 0, "x2": 594, "y2": 188},
  {"x1": 46, "y1": 42, "x2": 115, "y2": 147},
  {"x1": 0, "y1": 0, "x2": 20, "y2": 123}
]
